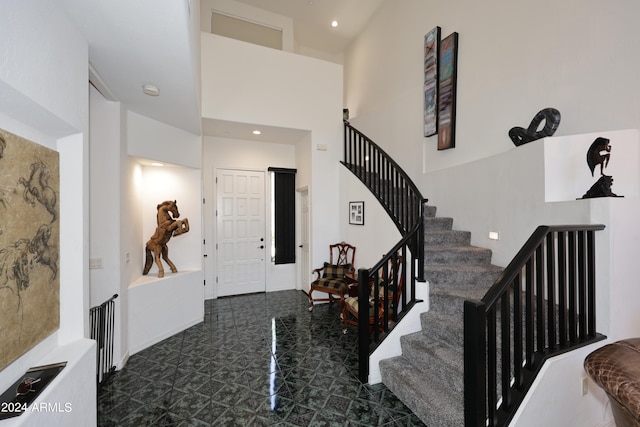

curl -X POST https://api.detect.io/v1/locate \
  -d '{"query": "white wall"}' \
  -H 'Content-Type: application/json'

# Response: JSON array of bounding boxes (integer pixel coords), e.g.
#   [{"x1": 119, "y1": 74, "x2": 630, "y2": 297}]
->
[
  {"x1": 89, "y1": 86, "x2": 126, "y2": 370},
  {"x1": 511, "y1": 343, "x2": 614, "y2": 427},
  {"x1": 345, "y1": 0, "x2": 640, "y2": 179},
  {"x1": 202, "y1": 136, "x2": 300, "y2": 298},
  {"x1": 338, "y1": 167, "x2": 402, "y2": 269},
  {"x1": 89, "y1": 86, "x2": 122, "y2": 306},
  {"x1": 0, "y1": 0, "x2": 95, "y2": 424},
  {"x1": 128, "y1": 111, "x2": 202, "y2": 169},
  {"x1": 201, "y1": 32, "x2": 344, "y2": 282}
]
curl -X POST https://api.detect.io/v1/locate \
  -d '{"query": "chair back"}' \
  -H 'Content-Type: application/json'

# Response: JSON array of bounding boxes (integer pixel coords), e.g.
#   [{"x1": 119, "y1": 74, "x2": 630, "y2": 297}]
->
[
  {"x1": 379, "y1": 254, "x2": 403, "y2": 307},
  {"x1": 329, "y1": 242, "x2": 356, "y2": 271}
]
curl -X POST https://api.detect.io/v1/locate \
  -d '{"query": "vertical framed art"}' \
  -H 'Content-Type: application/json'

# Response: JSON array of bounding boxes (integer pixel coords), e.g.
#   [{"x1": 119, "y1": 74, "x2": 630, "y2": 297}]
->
[
  {"x1": 424, "y1": 26, "x2": 440, "y2": 137},
  {"x1": 437, "y1": 32, "x2": 458, "y2": 150}
]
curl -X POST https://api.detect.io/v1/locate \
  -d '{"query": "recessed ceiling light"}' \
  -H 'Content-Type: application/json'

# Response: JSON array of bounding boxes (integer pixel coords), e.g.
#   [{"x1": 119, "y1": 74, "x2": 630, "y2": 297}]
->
[
  {"x1": 151, "y1": 162, "x2": 164, "y2": 167},
  {"x1": 142, "y1": 84, "x2": 160, "y2": 96},
  {"x1": 252, "y1": 130, "x2": 262, "y2": 135},
  {"x1": 331, "y1": 20, "x2": 339, "y2": 28}
]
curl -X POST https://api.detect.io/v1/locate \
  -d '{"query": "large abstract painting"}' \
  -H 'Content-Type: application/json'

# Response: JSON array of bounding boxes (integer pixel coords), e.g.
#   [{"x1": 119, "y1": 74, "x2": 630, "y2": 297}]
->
[
  {"x1": 424, "y1": 26, "x2": 440, "y2": 137},
  {"x1": 437, "y1": 32, "x2": 459, "y2": 150},
  {"x1": 0, "y1": 129, "x2": 60, "y2": 371}
]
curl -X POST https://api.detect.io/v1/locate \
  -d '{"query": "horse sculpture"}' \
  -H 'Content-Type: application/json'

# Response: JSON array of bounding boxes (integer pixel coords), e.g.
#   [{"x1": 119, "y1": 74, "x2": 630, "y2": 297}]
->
[{"x1": 143, "y1": 200, "x2": 189, "y2": 278}]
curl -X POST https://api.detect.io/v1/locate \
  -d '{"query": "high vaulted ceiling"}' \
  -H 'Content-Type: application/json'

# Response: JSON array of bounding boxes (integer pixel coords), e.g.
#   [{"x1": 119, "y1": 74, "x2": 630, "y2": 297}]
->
[
  {"x1": 232, "y1": 0, "x2": 384, "y2": 54},
  {"x1": 59, "y1": 0, "x2": 383, "y2": 138},
  {"x1": 60, "y1": 0, "x2": 202, "y2": 134}
]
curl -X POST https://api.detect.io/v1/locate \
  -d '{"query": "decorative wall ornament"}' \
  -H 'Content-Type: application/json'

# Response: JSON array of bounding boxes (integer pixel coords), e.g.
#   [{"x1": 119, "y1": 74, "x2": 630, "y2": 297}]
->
[
  {"x1": 424, "y1": 26, "x2": 441, "y2": 137},
  {"x1": 0, "y1": 361, "x2": 66, "y2": 420},
  {"x1": 0, "y1": 129, "x2": 60, "y2": 372},
  {"x1": 143, "y1": 200, "x2": 190, "y2": 278},
  {"x1": 581, "y1": 137, "x2": 623, "y2": 199},
  {"x1": 437, "y1": 32, "x2": 458, "y2": 150},
  {"x1": 509, "y1": 107, "x2": 561, "y2": 146}
]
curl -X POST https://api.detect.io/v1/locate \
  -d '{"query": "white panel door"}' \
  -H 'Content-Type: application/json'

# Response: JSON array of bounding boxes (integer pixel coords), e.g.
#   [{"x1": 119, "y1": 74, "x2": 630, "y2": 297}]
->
[{"x1": 216, "y1": 169, "x2": 266, "y2": 296}]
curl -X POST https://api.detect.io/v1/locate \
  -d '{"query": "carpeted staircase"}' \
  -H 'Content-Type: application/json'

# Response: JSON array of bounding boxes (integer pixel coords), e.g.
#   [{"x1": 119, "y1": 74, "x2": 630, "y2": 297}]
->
[{"x1": 380, "y1": 205, "x2": 503, "y2": 426}]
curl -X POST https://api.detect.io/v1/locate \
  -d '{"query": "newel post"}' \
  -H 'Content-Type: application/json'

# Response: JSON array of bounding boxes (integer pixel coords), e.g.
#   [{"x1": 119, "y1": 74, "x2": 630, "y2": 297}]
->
[
  {"x1": 357, "y1": 268, "x2": 370, "y2": 383},
  {"x1": 464, "y1": 299, "x2": 487, "y2": 427}
]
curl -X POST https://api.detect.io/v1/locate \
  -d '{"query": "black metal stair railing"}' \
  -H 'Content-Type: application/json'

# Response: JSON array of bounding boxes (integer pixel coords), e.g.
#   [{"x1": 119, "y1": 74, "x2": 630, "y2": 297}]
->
[
  {"x1": 356, "y1": 226, "x2": 422, "y2": 383},
  {"x1": 90, "y1": 293, "x2": 119, "y2": 389},
  {"x1": 342, "y1": 121, "x2": 427, "y2": 382},
  {"x1": 464, "y1": 225, "x2": 606, "y2": 427},
  {"x1": 343, "y1": 121, "x2": 426, "y2": 281}
]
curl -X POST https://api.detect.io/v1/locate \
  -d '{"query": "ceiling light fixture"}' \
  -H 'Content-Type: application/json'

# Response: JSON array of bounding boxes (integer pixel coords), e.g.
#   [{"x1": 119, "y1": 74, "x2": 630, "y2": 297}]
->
[
  {"x1": 151, "y1": 162, "x2": 164, "y2": 167},
  {"x1": 142, "y1": 84, "x2": 160, "y2": 96},
  {"x1": 252, "y1": 130, "x2": 262, "y2": 135},
  {"x1": 331, "y1": 20, "x2": 339, "y2": 28}
]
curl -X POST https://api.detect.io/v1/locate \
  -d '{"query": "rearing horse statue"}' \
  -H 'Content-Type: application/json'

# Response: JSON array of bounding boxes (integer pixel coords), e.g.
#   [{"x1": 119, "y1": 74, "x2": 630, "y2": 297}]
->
[{"x1": 143, "y1": 200, "x2": 189, "y2": 278}]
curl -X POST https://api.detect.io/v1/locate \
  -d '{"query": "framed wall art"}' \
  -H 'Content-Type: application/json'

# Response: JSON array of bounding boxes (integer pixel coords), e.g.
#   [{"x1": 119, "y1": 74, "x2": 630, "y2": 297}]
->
[
  {"x1": 437, "y1": 32, "x2": 459, "y2": 150},
  {"x1": 0, "y1": 129, "x2": 60, "y2": 371},
  {"x1": 349, "y1": 201, "x2": 364, "y2": 225},
  {"x1": 424, "y1": 26, "x2": 441, "y2": 137}
]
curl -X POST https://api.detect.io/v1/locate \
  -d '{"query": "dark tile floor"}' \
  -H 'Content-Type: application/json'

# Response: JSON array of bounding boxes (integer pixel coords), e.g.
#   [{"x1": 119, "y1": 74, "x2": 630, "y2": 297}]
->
[{"x1": 97, "y1": 290, "x2": 425, "y2": 426}]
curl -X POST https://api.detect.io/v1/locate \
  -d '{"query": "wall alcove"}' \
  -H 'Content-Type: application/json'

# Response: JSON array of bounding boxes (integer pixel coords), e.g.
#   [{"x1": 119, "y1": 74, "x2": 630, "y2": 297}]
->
[{"x1": 128, "y1": 158, "x2": 204, "y2": 355}]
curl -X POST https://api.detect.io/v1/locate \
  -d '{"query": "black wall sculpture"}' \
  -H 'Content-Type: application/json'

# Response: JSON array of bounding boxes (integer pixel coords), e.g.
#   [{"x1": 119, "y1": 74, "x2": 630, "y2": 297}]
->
[
  {"x1": 509, "y1": 107, "x2": 561, "y2": 146},
  {"x1": 580, "y1": 137, "x2": 623, "y2": 199}
]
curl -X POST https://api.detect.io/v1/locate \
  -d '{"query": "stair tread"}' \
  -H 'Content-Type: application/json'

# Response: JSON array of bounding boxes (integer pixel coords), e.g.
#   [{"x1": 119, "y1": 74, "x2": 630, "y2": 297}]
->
[
  {"x1": 424, "y1": 230, "x2": 469, "y2": 236},
  {"x1": 381, "y1": 356, "x2": 463, "y2": 426},
  {"x1": 424, "y1": 230, "x2": 471, "y2": 246},
  {"x1": 426, "y1": 244, "x2": 492, "y2": 253},
  {"x1": 401, "y1": 333, "x2": 464, "y2": 380},
  {"x1": 425, "y1": 263, "x2": 503, "y2": 292},
  {"x1": 430, "y1": 286, "x2": 488, "y2": 302},
  {"x1": 425, "y1": 263, "x2": 503, "y2": 273}
]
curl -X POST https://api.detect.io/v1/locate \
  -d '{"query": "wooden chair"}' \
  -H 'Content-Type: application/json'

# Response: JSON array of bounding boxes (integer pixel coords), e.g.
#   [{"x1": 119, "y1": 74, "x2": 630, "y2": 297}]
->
[
  {"x1": 341, "y1": 254, "x2": 404, "y2": 334},
  {"x1": 308, "y1": 242, "x2": 356, "y2": 311}
]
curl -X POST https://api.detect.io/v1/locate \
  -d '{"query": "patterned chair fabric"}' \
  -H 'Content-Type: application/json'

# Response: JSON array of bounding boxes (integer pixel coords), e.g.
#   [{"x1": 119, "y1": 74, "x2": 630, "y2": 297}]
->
[
  {"x1": 341, "y1": 254, "x2": 403, "y2": 334},
  {"x1": 585, "y1": 338, "x2": 640, "y2": 427},
  {"x1": 308, "y1": 243, "x2": 356, "y2": 311}
]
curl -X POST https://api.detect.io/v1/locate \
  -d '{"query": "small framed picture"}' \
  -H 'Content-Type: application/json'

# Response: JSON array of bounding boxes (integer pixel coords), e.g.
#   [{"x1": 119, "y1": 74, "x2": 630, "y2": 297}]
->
[{"x1": 349, "y1": 201, "x2": 364, "y2": 225}]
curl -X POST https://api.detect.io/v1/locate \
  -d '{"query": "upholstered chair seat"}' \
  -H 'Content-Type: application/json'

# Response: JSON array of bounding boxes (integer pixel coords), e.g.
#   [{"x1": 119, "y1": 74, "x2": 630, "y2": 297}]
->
[
  {"x1": 585, "y1": 338, "x2": 640, "y2": 427},
  {"x1": 308, "y1": 242, "x2": 356, "y2": 312}
]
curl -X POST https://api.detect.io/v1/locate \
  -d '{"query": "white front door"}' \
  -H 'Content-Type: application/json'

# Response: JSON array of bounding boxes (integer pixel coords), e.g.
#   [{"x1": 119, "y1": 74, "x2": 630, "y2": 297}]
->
[{"x1": 216, "y1": 169, "x2": 266, "y2": 296}]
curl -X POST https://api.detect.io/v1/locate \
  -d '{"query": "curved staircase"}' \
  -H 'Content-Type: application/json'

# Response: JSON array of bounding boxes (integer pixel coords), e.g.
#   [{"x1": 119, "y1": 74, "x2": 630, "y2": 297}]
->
[{"x1": 380, "y1": 205, "x2": 503, "y2": 426}]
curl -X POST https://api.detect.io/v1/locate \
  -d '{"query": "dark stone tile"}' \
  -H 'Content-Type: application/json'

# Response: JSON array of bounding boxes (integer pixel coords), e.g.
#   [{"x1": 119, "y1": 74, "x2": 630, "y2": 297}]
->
[
  {"x1": 98, "y1": 290, "x2": 423, "y2": 427},
  {"x1": 211, "y1": 406, "x2": 257, "y2": 426},
  {"x1": 167, "y1": 391, "x2": 210, "y2": 421},
  {"x1": 393, "y1": 413, "x2": 428, "y2": 426}
]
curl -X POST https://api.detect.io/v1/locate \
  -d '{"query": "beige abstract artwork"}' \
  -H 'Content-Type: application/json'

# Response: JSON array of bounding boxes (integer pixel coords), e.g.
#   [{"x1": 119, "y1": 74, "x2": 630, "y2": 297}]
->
[{"x1": 0, "y1": 128, "x2": 60, "y2": 371}]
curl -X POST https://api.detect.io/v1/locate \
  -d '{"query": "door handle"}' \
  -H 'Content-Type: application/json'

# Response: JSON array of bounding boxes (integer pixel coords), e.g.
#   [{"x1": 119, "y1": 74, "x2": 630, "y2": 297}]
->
[{"x1": 299, "y1": 245, "x2": 303, "y2": 248}]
